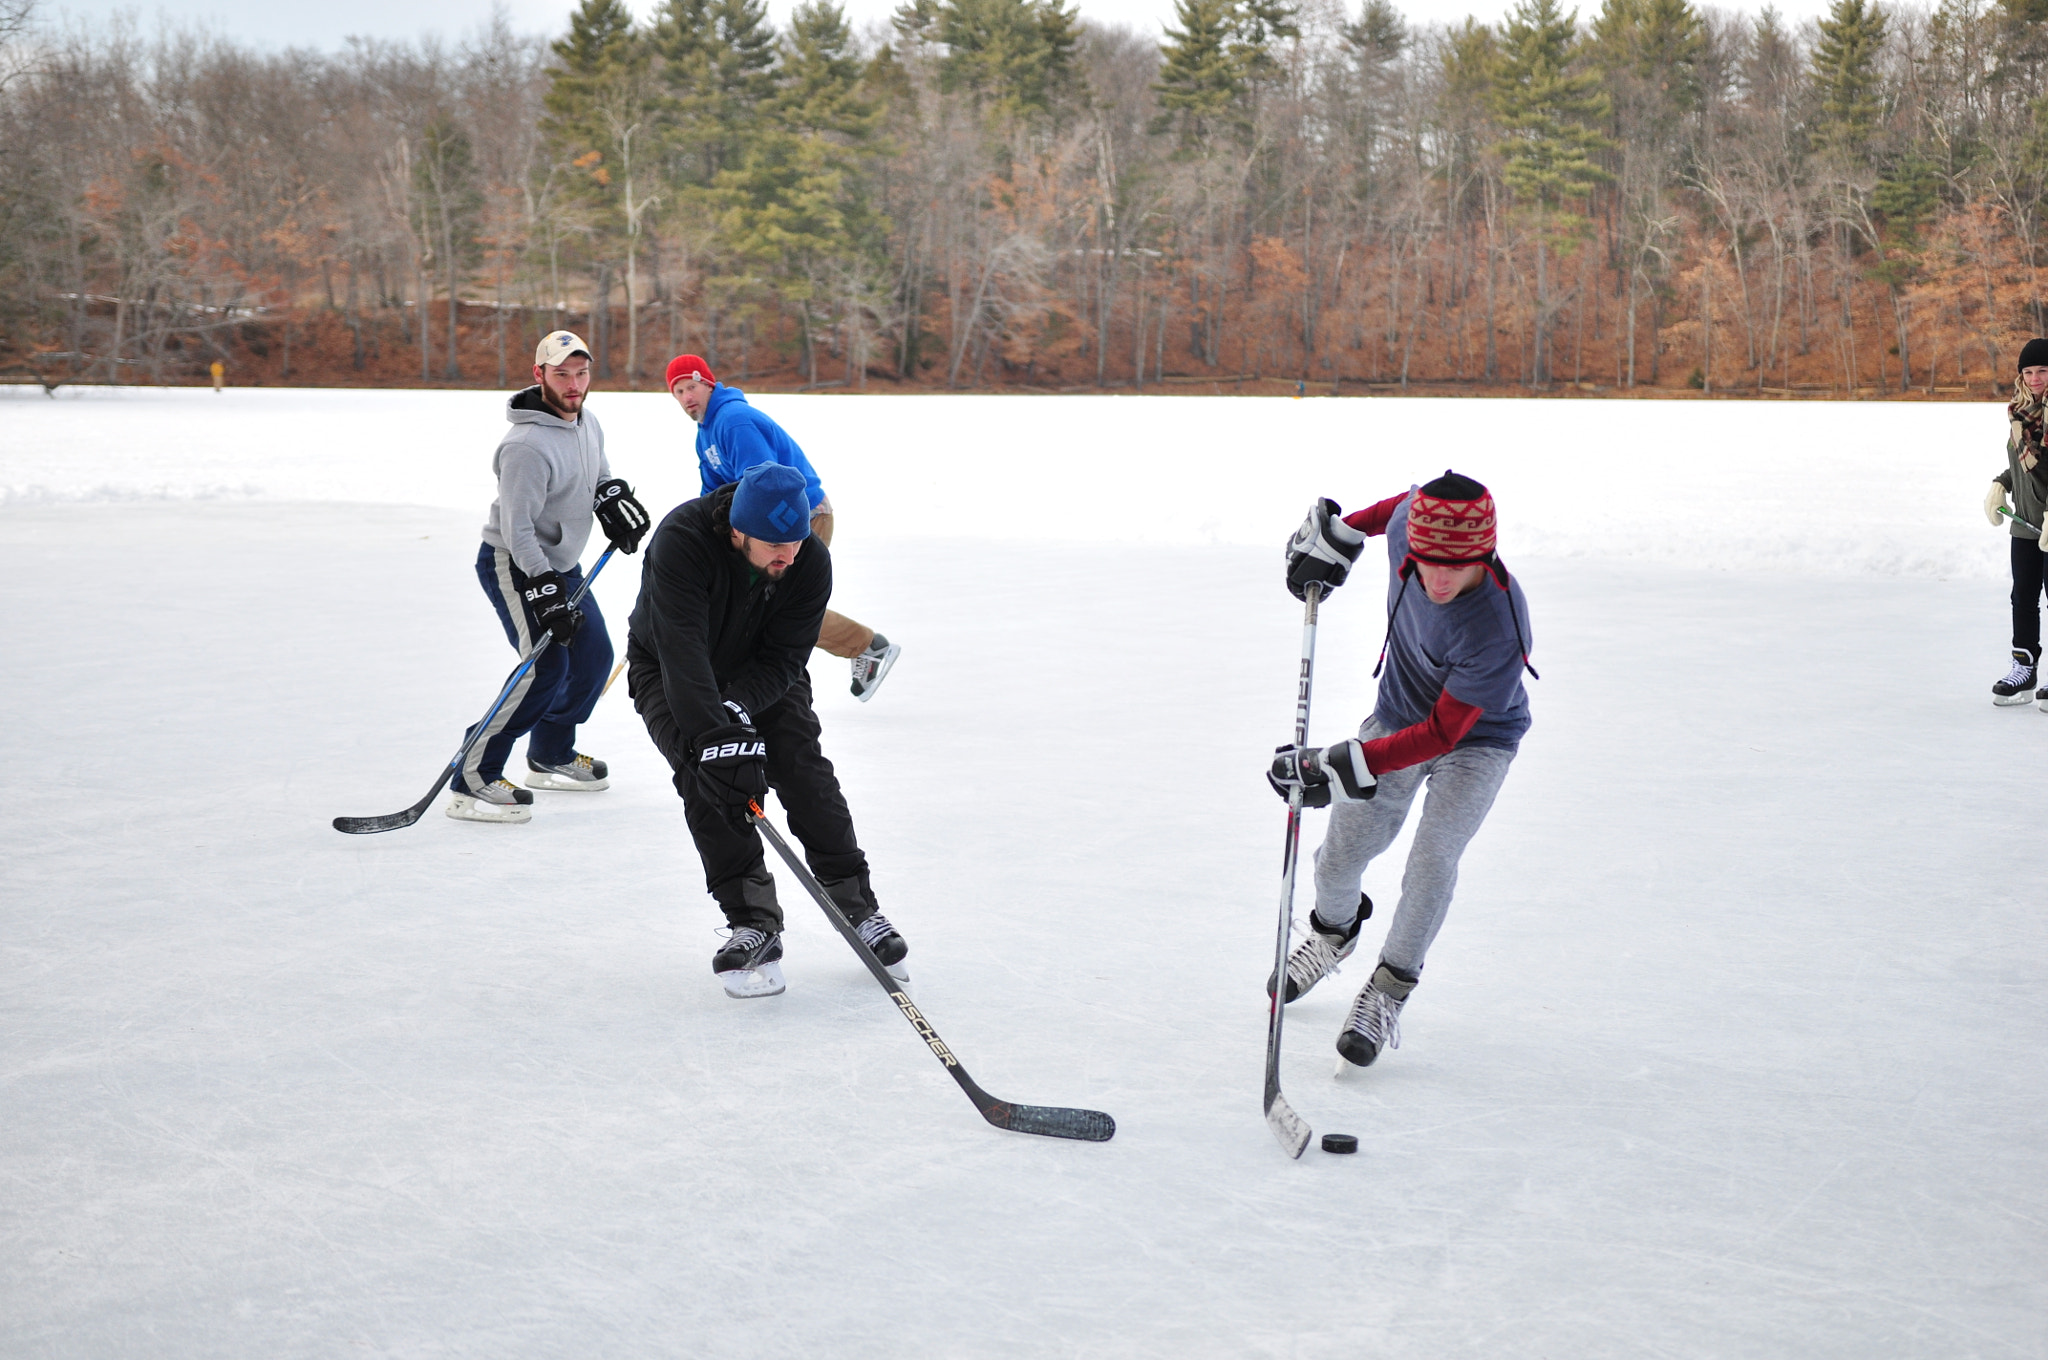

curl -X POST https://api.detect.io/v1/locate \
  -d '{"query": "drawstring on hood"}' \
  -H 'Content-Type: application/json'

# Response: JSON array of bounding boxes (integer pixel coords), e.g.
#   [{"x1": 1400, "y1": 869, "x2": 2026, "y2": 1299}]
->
[{"x1": 1373, "y1": 552, "x2": 1539, "y2": 682}]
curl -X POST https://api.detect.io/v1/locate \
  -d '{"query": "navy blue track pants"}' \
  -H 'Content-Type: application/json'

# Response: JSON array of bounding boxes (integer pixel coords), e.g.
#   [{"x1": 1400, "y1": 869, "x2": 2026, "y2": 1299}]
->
[{"x1": 459, "y1": 543, "x2": 613, "y2": 792}]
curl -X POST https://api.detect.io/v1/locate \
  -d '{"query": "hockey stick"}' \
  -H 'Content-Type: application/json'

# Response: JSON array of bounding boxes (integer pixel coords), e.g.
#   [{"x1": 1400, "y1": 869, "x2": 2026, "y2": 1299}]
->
[
  {"x1": 332, "y1": 546, "x2": 618, "y2": 835},
  {"x1": 1999, "y1": 506, "x2": 2044, "y2": 535},
  {"x1": 1264, "y1": 581, "x2": 1323, "y2": 1159},
  {"x1": 746, "y1": 800, "x2": 1116, "y2": 1143}
]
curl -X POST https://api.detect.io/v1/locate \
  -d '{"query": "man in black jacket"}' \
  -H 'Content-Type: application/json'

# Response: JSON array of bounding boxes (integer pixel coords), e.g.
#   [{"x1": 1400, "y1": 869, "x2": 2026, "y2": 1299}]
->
[{"x1": 626, "y1": 462, "x2": 907, "y2": 998}]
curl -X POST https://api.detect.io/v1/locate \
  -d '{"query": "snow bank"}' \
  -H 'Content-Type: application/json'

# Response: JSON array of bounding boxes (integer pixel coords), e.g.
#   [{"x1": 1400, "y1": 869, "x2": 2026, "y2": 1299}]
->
[{"x1": 2, "y1": 384, "x2": 2011, "y2": 579}]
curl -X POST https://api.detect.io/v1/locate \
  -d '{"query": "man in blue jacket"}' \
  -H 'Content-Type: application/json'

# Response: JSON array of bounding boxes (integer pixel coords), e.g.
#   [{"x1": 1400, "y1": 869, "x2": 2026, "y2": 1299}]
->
[{"x1": 666, "y1": 354, "x2": 901, "y2": 701}]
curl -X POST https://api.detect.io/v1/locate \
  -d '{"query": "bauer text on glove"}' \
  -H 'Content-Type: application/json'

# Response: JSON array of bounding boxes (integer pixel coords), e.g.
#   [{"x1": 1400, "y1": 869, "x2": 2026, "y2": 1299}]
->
[{"x1": 693, "y1": 722, "x2": 768, "y2": 808}]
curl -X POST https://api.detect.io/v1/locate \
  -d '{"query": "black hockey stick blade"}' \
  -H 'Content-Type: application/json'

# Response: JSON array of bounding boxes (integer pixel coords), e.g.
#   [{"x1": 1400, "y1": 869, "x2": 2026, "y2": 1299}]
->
[
  {"x1": 331, "y1": 548, "x2": 617, "y2": 835},
  {"x1": 332, "y1": 767, "x2": 456, "y2": 835},
  {"x1": 977, "y1": 1096, "x2": 1118, "y2": 1142},
  {"x1": 748, "y1": 803, "x2": 1115, "y2": 1142}
]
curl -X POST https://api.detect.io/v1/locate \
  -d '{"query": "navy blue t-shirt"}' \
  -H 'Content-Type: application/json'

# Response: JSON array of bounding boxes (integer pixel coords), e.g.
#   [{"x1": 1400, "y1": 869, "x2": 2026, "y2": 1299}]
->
[{"x1": 1372, "y1": 494, "x2": 1533, "y2": 751}]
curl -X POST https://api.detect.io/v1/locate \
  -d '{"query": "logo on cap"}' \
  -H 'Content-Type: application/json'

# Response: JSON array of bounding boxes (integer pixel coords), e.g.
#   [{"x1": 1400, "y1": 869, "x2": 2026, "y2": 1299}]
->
[{"x1": 535, "y1": 331, "x2": 591, "y2": 367}]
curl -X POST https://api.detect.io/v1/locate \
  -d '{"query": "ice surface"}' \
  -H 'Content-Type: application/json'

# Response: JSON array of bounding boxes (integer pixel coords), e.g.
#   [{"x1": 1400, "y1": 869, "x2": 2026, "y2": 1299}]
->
[{"x1": 2, "y1": 388, "x2": 2044, "y2": 1358}]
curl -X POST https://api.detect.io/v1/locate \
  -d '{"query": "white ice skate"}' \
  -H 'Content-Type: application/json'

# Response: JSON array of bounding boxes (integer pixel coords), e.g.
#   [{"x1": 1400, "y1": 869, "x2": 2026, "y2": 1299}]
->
[
  {"x1": 446, "y1": 778, "x2": 533, "y2": 824},
  {"x1": 525, "y1": 752, "x2": 609, "y2": 791},
  {"x1": 850, "y1": 634, "x2": 901, "y2": 702},
  {"x1": 713, "y1": 927, "x2": 786, "y2": 999},
  {"x1": 718, "y1": 961, "x2": 787, "y2": 998}
]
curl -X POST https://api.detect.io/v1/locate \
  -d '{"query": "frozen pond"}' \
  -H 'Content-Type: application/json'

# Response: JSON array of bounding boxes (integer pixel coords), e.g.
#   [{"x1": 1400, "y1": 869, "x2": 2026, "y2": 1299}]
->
[{"x1": 2, "y1": 388, "x2": 2041, "y2": 1358}]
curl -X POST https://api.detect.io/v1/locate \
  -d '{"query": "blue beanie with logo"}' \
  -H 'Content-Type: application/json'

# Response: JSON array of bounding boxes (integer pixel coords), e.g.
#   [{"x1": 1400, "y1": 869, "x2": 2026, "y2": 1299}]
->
[{"x1": 729, "y1": 462, "x2": 813, "y2": 543}]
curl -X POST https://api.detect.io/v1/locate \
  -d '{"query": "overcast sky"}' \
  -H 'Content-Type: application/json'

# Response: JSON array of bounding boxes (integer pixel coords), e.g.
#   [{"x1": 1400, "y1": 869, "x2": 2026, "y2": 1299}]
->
[{"x1": 43, "y1": 0, "x2": 1840, "y2": 56}]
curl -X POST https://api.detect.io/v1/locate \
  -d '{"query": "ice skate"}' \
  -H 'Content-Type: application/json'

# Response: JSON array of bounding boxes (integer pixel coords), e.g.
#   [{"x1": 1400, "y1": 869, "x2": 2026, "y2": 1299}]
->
[
  {"x1": 713, "y1": 927, "x2": 787, "y2": 998},
  {"x1": 446, "y1": 777, "x2": 534, "y2": 823},
  {"x1": 1334, "y1": 962, "x2": 1416, "y2": 1071},
  {"x1": 1993, "y1": 649, "x2": 2037, "y2": 705},
  {"x1": 1268, "y1": 893, "x2": 1371, "y2": 1003},
  {"x1": 850, "y1": 633, "x2": 901, "y2": 702},
  {"x1": 525, "y1": 752, "x2": 610, "y2": 791},
  {"x1": 851, "y1": 910, "x2": 912, "y2": 988}
]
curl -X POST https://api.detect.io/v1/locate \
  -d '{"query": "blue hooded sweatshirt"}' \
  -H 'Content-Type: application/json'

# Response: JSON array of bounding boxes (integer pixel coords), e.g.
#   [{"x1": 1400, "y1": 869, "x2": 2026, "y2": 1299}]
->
[{"x1": 694, "y1": 385, "x2": 826, "y2": 511}]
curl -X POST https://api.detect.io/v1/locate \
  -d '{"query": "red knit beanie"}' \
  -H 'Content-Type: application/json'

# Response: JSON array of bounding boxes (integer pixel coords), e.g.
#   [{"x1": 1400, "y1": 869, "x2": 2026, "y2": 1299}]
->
[
  {"x1": 666, "y1": 353, "x2": 718, "y2": 390},
  {"x1": 1407, "y1": 471, "x2": 1497, "y2": 565}
]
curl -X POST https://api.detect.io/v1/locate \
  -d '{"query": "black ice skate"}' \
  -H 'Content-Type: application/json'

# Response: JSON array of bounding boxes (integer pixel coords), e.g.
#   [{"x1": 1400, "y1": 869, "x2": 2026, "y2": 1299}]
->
[
  {"x1": 713, "y1": 927, "x2": 786, "y2": 998},
  {"x1": 1335, "y1": 962, "x2": 1417, "y2": 1071},
  {"x1": 1268, "y1": 893, "x2": 1372, "y2": 1003},
  {"x1": 852, "y1": 912, "x2": 910, "y2": 986},
  {"x1": 1993, "y1": 649, "x2": 2038, "y2": 706}
]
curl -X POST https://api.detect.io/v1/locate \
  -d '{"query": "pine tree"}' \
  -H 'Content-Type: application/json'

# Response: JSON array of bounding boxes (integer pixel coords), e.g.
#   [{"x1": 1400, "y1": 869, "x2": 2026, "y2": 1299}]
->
[
  {"x1": 1810, "y1": 0, "x2": 1889, "y2": 165},
  {"x1": 653, "y1": 0, "x2": 779, "y2": 185},
  {"x1": 544, "y1": 0, "x2": 662, "y2": 379},
  {"x1": 932, "y1": 0, "x2": 1080, "y2": 122},
  {"x1": 1152, "y1": 0, "x2": 1245, "y2": 145},
  {"x1": 715, "y1": 0, "x2": 884, "y2": 382},
  {"x1": 1492, "y1": 0, "x2": 1612, "y2": 384}
]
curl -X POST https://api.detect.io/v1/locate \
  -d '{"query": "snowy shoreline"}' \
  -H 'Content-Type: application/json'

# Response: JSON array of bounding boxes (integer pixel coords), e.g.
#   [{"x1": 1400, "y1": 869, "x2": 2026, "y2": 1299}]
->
[{"x1": 3, "y1": 384, "x2": 2014, "y2": 580}]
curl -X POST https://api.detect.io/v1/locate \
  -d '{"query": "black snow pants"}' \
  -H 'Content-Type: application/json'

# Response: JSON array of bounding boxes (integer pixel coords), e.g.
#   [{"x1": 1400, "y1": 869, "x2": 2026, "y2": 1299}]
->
[
  {"x1": 2014, "y1": 535, "x2": 2048, "y2": 662},
  {"x1": 628, "y1": 639, "x2": 874, "y2": 933}
]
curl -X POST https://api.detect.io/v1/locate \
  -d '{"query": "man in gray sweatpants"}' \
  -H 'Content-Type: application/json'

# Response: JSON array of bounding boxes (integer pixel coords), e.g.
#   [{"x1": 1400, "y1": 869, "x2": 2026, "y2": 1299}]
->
[
  {"x1": 450, "y1": 329, "x2": 649, "y2": 824},
  {"x1": 1268, "y1": 471, "x2": 1535, "y2": 1068}
]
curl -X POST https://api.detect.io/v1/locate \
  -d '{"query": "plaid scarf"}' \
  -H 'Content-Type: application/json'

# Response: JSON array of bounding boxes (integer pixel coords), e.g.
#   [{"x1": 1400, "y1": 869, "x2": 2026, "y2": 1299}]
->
[{"x1": 2011, "y1": 379, "x2": 2046, "y2": 468}]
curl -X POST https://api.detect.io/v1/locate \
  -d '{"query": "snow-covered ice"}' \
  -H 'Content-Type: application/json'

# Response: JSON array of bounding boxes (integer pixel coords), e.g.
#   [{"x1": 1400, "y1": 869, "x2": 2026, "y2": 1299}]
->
[{"x1": 3, "y1": 387, "x2": 2043, "y2": 1358}]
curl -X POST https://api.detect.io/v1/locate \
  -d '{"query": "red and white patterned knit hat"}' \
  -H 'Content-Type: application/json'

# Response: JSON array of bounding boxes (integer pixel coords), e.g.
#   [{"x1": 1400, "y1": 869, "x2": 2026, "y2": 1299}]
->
[{"x1": 1406, "y1": 471, "x2": 1497, "y2": 565}]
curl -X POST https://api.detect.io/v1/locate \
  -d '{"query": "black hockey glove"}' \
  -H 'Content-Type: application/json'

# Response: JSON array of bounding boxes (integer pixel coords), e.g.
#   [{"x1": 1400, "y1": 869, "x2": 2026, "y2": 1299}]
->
[
  {"x1": 1267, "y1": 739, "x2": 1377, "y2": 804},
  {"x1": 522, "y1": 570, "x2": 582, "y2": 646},
  {"x1": 593, "y1": 477, "x2": 651, "y2": 554},
  {"x1": 1284, "y1": 498, "x2": 1367, "y2": 601},
  {"x1": 693, "y1": 721, "x2": 768, "y2": 811}
]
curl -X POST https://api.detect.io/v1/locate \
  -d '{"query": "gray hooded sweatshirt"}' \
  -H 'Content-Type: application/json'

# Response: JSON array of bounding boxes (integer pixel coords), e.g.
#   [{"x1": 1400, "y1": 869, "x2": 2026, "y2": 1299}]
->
[{"x1": 481, "y1": 386, "x2": 611, "y2": 576}]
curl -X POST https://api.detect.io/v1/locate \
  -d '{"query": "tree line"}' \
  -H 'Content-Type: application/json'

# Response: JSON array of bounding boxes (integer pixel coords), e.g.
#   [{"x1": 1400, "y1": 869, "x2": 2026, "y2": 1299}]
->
[{"x1": 4, "y1": 0, "x2": 2048, "y2": 395}]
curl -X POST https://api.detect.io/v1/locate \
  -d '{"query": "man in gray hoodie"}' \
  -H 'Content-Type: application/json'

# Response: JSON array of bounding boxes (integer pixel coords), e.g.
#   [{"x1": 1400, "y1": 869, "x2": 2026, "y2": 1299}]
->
[{"x1": 451, "y1": 329, "x2": 650, "y2": 823}]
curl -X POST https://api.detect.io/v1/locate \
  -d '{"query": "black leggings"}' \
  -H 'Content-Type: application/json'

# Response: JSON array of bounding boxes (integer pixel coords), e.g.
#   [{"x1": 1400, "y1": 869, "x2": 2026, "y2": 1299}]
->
[{"x1": 2013, "y1": 535, "x2": 2047, "y2": 660}]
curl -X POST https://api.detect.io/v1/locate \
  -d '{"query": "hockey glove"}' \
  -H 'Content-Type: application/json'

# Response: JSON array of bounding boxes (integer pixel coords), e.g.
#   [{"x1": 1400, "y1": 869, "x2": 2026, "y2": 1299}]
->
[
  {"x1": 1267, "y1": 739, "x2": 1377, "y2": 805},
  {"x1": 594, "y1": 477, "x2": 652, "y2": 554},
  {"x1": 522, "y1": 570, "x2": 582, "y2": 646},
  {"x1": 1284, "y1": 498, "x2": 1367, "y2": 601},
  {"x1": 693, "y1": 722, "x2": 768, "y2": 810},
  {"x1": 1986, "y1": 481, "x2": 2010, "y2": 528}
]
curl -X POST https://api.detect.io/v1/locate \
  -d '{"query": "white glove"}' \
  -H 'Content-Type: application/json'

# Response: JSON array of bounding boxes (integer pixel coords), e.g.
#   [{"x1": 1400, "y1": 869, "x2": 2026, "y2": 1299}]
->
[{"x1": 1987, "y1": 481, "x2": 2009, "y2": 528}]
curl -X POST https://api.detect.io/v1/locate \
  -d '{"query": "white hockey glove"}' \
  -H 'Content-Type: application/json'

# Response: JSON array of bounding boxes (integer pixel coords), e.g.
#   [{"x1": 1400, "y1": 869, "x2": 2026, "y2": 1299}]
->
[
  {"x1": 1986, "y1": 481, "x2": 2010, "y2": 528},
  {"x1": 1267, "y1": 739, "x2": 1377, "y2": 806},
  {"x1": 1284, "y1": 498, "x2": 1367, "y2": 601}
]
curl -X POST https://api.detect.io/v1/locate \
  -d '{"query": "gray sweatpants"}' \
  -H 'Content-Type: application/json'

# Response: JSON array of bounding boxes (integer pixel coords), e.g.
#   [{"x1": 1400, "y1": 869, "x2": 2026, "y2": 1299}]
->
[{"x1": 1311, "y1": 717, "x2": 1516, "y2": 978}]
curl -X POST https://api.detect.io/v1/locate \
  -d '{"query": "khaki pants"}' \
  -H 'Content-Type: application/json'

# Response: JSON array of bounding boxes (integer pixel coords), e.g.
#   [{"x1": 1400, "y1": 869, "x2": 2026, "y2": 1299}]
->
[{"x1": 809, "y1": 510, "x2": 874, "y2": 659}]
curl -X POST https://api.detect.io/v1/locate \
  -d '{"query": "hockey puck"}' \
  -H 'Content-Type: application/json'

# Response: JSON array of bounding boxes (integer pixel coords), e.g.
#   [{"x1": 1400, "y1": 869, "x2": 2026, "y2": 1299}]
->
[{"x1": 1321, "y1": 1133, "x2": 1358, "y2": 1154}]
